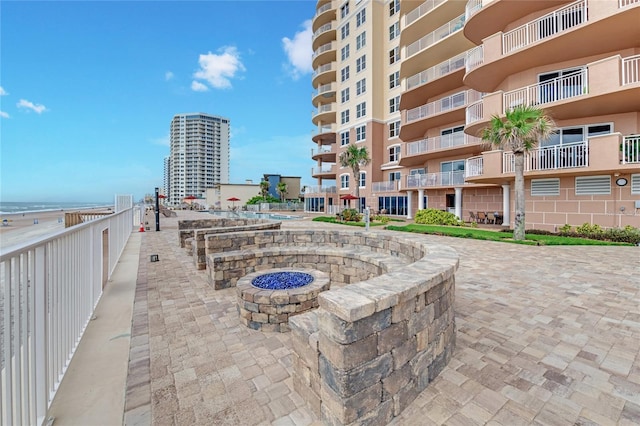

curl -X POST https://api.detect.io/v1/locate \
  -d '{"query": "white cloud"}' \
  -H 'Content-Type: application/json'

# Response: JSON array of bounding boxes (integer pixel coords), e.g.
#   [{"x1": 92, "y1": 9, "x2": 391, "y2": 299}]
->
[
  {"x1": 191, "y1": 81, "x2": 209, "y2": 92},
  {"x1": 0, "y1": 87, "x2": 8, "y2": 96},
  {"x1": 193, "y1": 46, "x2": 245, "y2": 90},
  {"x1": 165, "y1": 71, "x2": 174, "y2": 81},
  {"x1": 17, "y1": 99, "x2": 47, "y2": 114},
  {"x1": 0, "y1": 111, "x2": 9, "y2": 119},
  {"x1": 282, "y1": 20, "x2": 313, "y2": 80}
]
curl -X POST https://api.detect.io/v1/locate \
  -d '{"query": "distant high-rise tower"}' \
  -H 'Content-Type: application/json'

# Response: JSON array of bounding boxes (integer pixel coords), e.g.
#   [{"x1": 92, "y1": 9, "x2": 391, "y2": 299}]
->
[{"x1": 167, "y1": 113, "x2": 230, "y2": 205}]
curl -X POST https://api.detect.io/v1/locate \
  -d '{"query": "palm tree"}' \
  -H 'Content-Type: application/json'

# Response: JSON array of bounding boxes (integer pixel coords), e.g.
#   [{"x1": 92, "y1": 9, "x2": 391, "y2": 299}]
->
[
  {"x1": 276, "y1": 181, "x2": 288, "y2": 201},
  {"x1": 339, "y1": 143, "x2": 371, "y2": 203},
  {"x1": 259, "y1": 180, "x2": 270, "y2": 200},
  {"x1": 481, "y1": 105, "x2": 555, "y2": 240}
]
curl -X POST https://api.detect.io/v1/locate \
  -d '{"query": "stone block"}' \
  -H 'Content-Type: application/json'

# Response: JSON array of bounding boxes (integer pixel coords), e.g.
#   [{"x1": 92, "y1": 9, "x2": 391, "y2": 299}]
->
[
  {"x1": 382, "y1": 362, "x2": 410, "y2": 401},
  {"x1": 319, "y1": 332, "x2": 378, "y2": 370},
  {"x1": 320, "y1": 381, "x2": 383, "y2": 425},
  {"x1": 318, "y1": 308, "x2": 391, "y2": 345},
  {"x1": 319, "y1": 287, "x2": 376, "y2": 322},
  {"x1": 377, "y1": 321, "x2": 408, "y2": 355},
  {"x1": 319, "y1": 352, "x2": 392, "y2": 397},
  {"x1": 391, "y1": 336, "x2": 417, "y2": 370},
  {"x1": 391, "y1": 298, "x2": 416, "y2": 323}
]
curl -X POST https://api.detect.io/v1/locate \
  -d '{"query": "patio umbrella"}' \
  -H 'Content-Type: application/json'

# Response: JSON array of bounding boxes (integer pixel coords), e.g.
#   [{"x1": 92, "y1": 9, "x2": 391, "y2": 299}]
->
[
  {"x1": 339, "y1": 194, "x2": 358, "y2": 208},
  {"x1": 227, "y1": 196, "x2": 241, "y2": 208}
]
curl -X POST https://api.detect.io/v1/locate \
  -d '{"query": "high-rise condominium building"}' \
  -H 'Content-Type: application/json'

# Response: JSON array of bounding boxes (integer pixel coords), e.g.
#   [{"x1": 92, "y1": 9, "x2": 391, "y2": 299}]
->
[
  {"x1": 307, "y1": 0, "x2": 640, "y2": 230},
  {"x1": 166, "y1": 113, "x2": 230, "y2": 206}
]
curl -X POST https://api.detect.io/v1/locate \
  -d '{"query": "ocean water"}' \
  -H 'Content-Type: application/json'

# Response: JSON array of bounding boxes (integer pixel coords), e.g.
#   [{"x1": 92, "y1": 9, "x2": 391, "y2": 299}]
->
[{"x1": 0, "y1": 201, "x2": 113, "y2": 215}]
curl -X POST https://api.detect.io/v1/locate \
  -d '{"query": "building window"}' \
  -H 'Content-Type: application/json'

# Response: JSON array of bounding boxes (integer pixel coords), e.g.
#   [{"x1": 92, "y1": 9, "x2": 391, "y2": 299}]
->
[
  {"x1": 575, "y1": 176, "x2": 611, "y2": 195},
  {"x1": 441, "y1": 126, "x2": 465, "y2": 146},
  {"x1": 389, "y1": 120, "x2": 401, "y2": 138},
  {"x1": 531, "y1": 178, "x2": 560, "y2": 196},
  {"x1": 440, "y1": 160, "x2": 466, "y2": 185},
  {"x1": 341, "y1": 66, "x2": 350, "y2": 82},
  {"x1": 356, "y1": 78, "x2": 366, "y2": 95},
  {"x1": 341, "y1": 1, "x2": 349, "y2": 18},
  {"x1": 356, "y1": 102, "x2": 366, "y2": 118},
  {"x1": 359, "y1": 171, "x2": 366, "y2": 188},
  {"x1": 389, "y1": 22, "x2": 400, "y2": 40},
  {"x1": 341, "y1": 109, "x2": 350, "y2": 124},
  {"x1": 389, "y1": 96, "x2": 400, "y2": 113},
  {"x1": 341, "y1": 88, "x2": 350, "y2": 103},
  {"x1": 341, "y1": 23, "x2": 350, "y2": 40},
  {"x1": 356, "y1": 55, "x2": 366, "y2": 72},
  {"x1": 389, "y1": 46, "x2": 400, "y2": 64},
  {"x1": 356, "y1": 32, "x2": 366, "y2": 50},
  {"x1": 341, "y1": 44, "x2": 350, "y2": 61},
  {"x1": 341, "y1": 174, "x2": 350, "y2": 189},
  {"x1": 341, "y1": 130, "x2": 350, "y2": 146},
  {"x1": 389, "y1": 71, "x2": 400, "y2": 89},
  {"x1": 389, "y1": 0, "x2": 400, "y2": 16},
  {"x1": 389, "y1": 145, "x2": 400, "y2": 162},
  {"x1": 389, "y1": 171, "x2": 401, "y2": 181},
  {"x1": 356, "y1": 8, "x2": 366, "y2": 26},
  {"x1": 356, "y1": 125, "x2": 366, "y2": 142}
]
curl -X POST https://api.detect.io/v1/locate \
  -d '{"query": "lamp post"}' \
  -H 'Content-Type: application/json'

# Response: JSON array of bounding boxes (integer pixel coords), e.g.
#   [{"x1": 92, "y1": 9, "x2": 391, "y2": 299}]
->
[{"x1": 155, "y1": 187, "x2": 160, "y2": 231}]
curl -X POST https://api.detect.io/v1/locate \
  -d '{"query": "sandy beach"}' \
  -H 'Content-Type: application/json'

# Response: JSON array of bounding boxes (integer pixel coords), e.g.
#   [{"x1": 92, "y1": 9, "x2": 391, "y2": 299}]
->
[{"x1": 0, "y1": 207, "x2": 113, "y2": 250}]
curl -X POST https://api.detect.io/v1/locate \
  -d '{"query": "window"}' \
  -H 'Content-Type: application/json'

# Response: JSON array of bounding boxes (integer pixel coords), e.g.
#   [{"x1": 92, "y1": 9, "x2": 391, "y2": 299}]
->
[
  {"x1": 378, "y1": 195, "x2": 407, "y2": 216},
  {"x1": 359, "y1": 171, "x2": 366, "y2": 188},
  {"x1": 341, "y1": 88, "x2": 350, "y2": 103},
  {"x1": 356, "y1": 32, "x2": 366, "y2": 49},
  {"x1": 389, "y1": 0, "x2": 400, "y2": 16},
  {"x1": 389, "y1": 22, "x2": 400, "y2": 40},
  {"x1": 537, "y1": 68, "x2": 585, "y2": 104},
  {"x1": 440, "y1": 160, "x2": 465, "y2": 185},
  {"x1": 356, "y1": 55, "x2": 366, "y2": 72},
  {"x1": 356, "y1": 102, "x2": 366, "y2": 118},
  {"x1": 531, "y1": 178, "x2": 560, "y2": 196},
  {"x1": 356, "y1": 8, "x2": 366, "y2": 26},
  {"x1": 341, "y1": 23, "x2": 350, "y2": 39},
  {"x1": 341, "y1": 174, "x2": 350, "y2": 189},
  {"x1": 389, "y1": 171, "x2": 401, "y2": 182},
  {"x1": 441, "y1": 126, "x2": 465, "y2": 147},
  {"x1": 389, "y1": 46, "x2": 400, "y2": 64},
  {"x1": 341, "y1": 109, "x2": 350, "y2": 124},
  {"x1": 356, "y1": 125, "x2": 366, "y2": 142},
  {"x1": 341, "y1": 45, "x2": 350, "y2": 61},
  {"x1": 389, "y1": 71, "x2": 400, "y2": 89},
  {"x1": 542, "y1": 123, "x2": 612, "y2": 146},
  {"x1": 341, "y1": 130, "x2": 350, "y2": 146},
  {"x1": 356, "y1": 78, "x2": 366, "y2": 95},
  {"x1": 576, "y1": 176, "x2": 611, "y2": 195},
  {"x1": 389, "y1": 145, "x2": 400, "y2": 162},
  {"x1": 389, "y1": 96, "x2": 400, "y2": 113},
  {"x1": 340, "y1": 1, "x2": 349, "y2": 18},
  {"x1": 389, "y1": 120, "x2": 400, "y2": 137},
  {"x1": 341, "y1": 66, "x2": 350, "y2": 82}
]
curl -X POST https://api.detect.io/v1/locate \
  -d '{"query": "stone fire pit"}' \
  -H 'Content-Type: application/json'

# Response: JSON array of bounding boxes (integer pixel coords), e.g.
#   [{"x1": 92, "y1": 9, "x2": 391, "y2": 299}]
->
[{"x1": 236, "y1": 268, "x2": 330, "y2": 332}]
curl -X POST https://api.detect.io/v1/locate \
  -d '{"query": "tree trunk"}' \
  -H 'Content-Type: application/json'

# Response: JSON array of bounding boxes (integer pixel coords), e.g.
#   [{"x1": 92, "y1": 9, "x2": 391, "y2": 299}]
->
[
  {"x1": 513, "y1": 152, "x2": 526, "y2": 240},
  {"x1": 353, "y1": 166, "x2": 360, "y2": 208}
]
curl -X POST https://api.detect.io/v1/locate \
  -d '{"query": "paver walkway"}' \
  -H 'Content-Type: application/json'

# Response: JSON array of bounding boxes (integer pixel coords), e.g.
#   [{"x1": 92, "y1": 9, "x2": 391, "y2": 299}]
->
[{"x1": 124, "y1": 211, "x2": 640, "y2": 425}]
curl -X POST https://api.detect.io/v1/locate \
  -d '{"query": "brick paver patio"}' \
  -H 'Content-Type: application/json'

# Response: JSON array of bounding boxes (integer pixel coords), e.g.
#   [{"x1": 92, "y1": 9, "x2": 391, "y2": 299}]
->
[{"x1": 124, "y1": 212, "x2": 640, "y2": 425}]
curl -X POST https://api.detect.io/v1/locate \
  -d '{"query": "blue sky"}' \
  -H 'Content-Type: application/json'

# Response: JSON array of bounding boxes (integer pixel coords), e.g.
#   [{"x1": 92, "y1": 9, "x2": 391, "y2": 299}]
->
[{"x1": 0, "y1": 0, "x2": 317, "y2": 203}]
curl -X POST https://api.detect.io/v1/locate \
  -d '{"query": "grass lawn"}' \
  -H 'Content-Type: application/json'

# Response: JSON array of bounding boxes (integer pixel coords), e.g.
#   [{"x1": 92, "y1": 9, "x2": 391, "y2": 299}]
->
[
  {"x1": 312, "y1": 216, "x2": 387, "y2": 227},
  {"x1": 385, "y1": 224, "x2": 635, "y2": 246}
]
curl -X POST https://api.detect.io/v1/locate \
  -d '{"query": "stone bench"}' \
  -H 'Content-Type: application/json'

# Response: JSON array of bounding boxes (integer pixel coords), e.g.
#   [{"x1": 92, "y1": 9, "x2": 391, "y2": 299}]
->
[{"x1": 178, "y1": 218, "x2": 278, "y2": 248}]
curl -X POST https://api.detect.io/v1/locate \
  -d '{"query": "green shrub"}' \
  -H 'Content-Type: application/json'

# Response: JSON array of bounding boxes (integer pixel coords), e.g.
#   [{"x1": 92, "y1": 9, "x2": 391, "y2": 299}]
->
[
  {"x1": 341, "y1": 208, "x2": 362, "y2": 222},
  {"x1": 558, "y1": 224, "x2": 640, "y2": 244},
  {"x1": 559, "y1": 224, "x2": 573, "y2": 233},
  {"x1": 246, "y1": 195, "x2": 280, "y2": 204},
  {"x1": 414, "y1": 209, "x2": 464, "y2": 226},
  {"x1": 374, "y1": 215, "x2": 390, "y2": 224}
]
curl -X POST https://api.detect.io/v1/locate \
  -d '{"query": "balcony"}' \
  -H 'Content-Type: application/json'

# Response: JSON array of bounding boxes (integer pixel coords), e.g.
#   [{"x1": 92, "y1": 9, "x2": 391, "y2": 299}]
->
[
  {"x1": 312, "y1": 41, "x2": 336, "y2": 69},
  {"x1": 405, "y1": 171, "x2": 466, "y2": 189},
  {"x1": 464, "y1": 0, "x2": 640, "y2": 92},
  {"x1": 372, "y1": 181, "x2": 401, "y2": 192},
  {"x1": 401, "y1": 134, "x2": 483, "y2": 167},
  {"x1": 312, "y1": 102, "x2": 336, "y2": 125},
  {"x1": 312, "y1": 21, "x2": 336, "y2": 50},
  {"x1": 401, "y1": 0, "x2": 461, "y2": 47},
  {"x1": 464, "y1": 133, "x2": 640, "y2": 184},
  {"x1": 304, "y1": 185, "x2": 337, "y2": 195},
  {"x1": 311, "y1": 145, "x2": 336, "y2": 162},
  {"x1": 313, "y1": 1, "x2": 335, "y2": 30},
  {"x1": 465, "y1": 55, "x2": 640, "y2": 136},
  {"x1": 312, "y1": 82, "x2": 336, "y2": 105},
  {"x1": 401, "y1": 89, "x2": 482, "y2": 141},
  {"x1": 312, "y1": 124, "x2": 336, "y2": 144},
  {"x1": 312, "y1": 61, "x2": 336, "y2": 87},
  {"x1": 312, "y1": 164, "x2": 336, "y2": 178}
]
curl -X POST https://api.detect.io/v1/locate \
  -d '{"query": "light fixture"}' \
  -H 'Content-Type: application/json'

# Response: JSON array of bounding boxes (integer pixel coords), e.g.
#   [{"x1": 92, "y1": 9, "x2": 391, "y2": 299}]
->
[{"x1": 615, "y1": 177, "x2": 628, "y2": 186}]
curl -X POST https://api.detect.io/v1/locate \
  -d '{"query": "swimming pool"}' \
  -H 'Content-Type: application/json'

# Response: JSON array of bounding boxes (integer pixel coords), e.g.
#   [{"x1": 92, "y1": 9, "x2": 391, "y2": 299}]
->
[{"x1": 207, "y1": 210, "x2": 303, "y2": 220}]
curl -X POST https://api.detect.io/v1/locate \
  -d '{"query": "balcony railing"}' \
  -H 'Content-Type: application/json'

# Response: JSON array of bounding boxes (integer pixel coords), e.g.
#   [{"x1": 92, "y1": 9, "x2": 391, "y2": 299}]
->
[
  {"x1": 465, "y1": 156, "x2": 484, "y2": 177},
  {"x1": 406, "y1": 171, "x2": 466, "y2": 188},
  {"x1": 313, "y1": 22, "x2": 334, "y2": 39},
  {"x1": 503, "y1": 141, "x2": 589, "y2": 173},
  {"x1": 312, "y1": 103, "x2": 335, "y2": 117},
  {"x1": 312, "y1": 62, "x2": 335, "y2": 79},
  {"x1": 405, "y1": 0, "x2": 446, "y2": 26},
  {"x1": 406, "y1": 51, "x2": 466, "y2": 91},
  {"x1": 503, "y1": 69, "x2": 587, "y2": 111},
  {"x1": 465, "y1": 0, "x2": 483, "y2": 21},
  {"x1": 622, "y1": 55, "x2": 640, "y2": 85},
  {"x1": 316, "y1": 1, "x2": 332, "y2": 17},
  {"x1": 312, "y1": 145, "x2": 333, "y2": 156},
  {"x1": 406, "y1": 134, "x2": 482, "y2": 156},
  {"x1": 314, "y1": 124, "x2": 336, "y2": 136},
  {"x1": 619, "y1": 0, "x2": 640, "y2": 7},
  {"x1": 372, "y1": 181, "x2": 401, "y2": 192},
  {"x1": 406, "y1": 89, "x2": 482, "y2": 123},
  {"x1": 465, "y1": 99, "x2": 484, "y2": 125},
  {"x1": 304, "y1": 185, "x2": 337, "y2": 194},
  {"x1": 312, "y1": 164, "x2": 336, "y2": 175},
  {"x1": 503, "y1": 0, "x2": 587, "y2": 54},
  {"x1": 406, "y1": 14, "x2": 465, "y2": 58},
  {"x1": 313, "y1": 42, "x2": 334, "y2": 60},
  {"x1": 622, "y1": 135, "x2": 640, "y2": 164},
  {"x1": 465, "y1": 45, "x2": 484, "y2": 73},
  {"x1": 312, "y1": 83, "x2": 335, "y2": 99}
]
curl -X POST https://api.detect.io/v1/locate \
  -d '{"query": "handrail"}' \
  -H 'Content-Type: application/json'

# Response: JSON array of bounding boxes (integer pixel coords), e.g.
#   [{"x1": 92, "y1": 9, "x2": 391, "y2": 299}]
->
[
  {"x1": 465, "y1": 156, "x2": 484, "y2": 177},
  {"x1": 406, "y1": 89, "x2": 482, "y2": 123},
  {"x1": 406, "y1": 51, "x2": 466, "y2": 91},
  {"x1": 312, "y1": 42, "x2": 334, "y2": 60},
  {"x1": 465, "y1": 0, "x2": 483, "y2": 21},
  {"x1": 406, "y1": 14, "x2": 465, "y2": 58},
  {"x1": 503, "y1": 69, "x2": 587, "y2": 112},
  {"x1": 622, "y1": 55, "x2": 640, "y2": 85},
  {"x1": 503, "y1": 141, "x2": 589, "y2": 172},
  {"x1": 405, "y1": 0, "x2": 446, "y2": 26},
  {"x1": 304, "y1": 185, "x2": 337, "y2": 194},
  {"x1": 313, "y1": 22, "x2": 334, "y2": 39},
  {"x1": 372, "y1": 181, "x2": 400, "y2": 192},
  {"x1": 465, "y1": 45, "x2": 483, "y2": 73},
  {"x1": 405, "y1": 171, "x2": 466, "y2": 188},
  {"x1": 621, "y1": 135, "x2": 640, "y2": 164},
  {"x1": 406, "y1": 134, "x2": 481, "y2": 156}
]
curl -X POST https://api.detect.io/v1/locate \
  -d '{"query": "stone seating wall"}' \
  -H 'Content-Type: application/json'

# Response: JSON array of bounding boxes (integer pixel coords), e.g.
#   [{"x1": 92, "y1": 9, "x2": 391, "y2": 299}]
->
[{"x1": 178, "y1": 218, "x2": 275, "y2": 248}]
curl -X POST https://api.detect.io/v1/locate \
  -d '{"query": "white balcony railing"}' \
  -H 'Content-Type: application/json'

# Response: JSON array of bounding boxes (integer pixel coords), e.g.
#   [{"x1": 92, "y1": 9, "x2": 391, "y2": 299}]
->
[
  {"x1": 503, "y1": 69, "x2": 587, "y2": 112},
  {"x1": 465, "y1": 0, "x2": 483, "y2": 21},
  {"x1": 406, "y1": 134, "x2": 482, "y2": 156},
  {"x1": 465, "y1": 156, "x2": 484, "y2": 177},
  {"x1": 312, "y1": 42, "x2": 334, "y2": 60},
  {"x1": 312, "y1": 62, "x2": 335, "y2": 79},
  {"x1": 1, "y1": 202, "x2": 136, "y2": 426},
  {"x1": 316, "y1": 1, "x2": 332, "y2": 17},
  {"x1": 312, "y1": 83, "x2": 335, "y2": 99},
  {"x1": 619, "y1": 0, "x2": 640, "y2": 7},
  {"x1": 406, "y1": 171, "x2": 466, "y2": 188},
  {"x1": 503, "y1": 141, "x2": 589, "y2": 173},
  {"x1": 622, "y1": 55, "x2": 640, "y2": 85},
  {"x1": 622, "y1": 135, "x2": 640, "y2": 164},
  {"x1": 314, "y1": 124, "x2": 336, "y2": 136},
  {"x1": 312, "y1": 103, "x2": 335, "y2": 117},
  {"x1": 502, "y1": 0, "x2": 587, "y2": 54},
  {"x1": 406, "y1": 14, "x2": 465, "y2": 58},
  {"x1": 312, "y1": 145, "x2": 333, "y2": 156},
  {"x1": 372, "y1": 181, "x2": 400, "y2": 192},
  {"x1": 465, "y1": 45, "x2": 484, "y2": 73},
  {"x1": 313, "y1": 22, "x2": 333, "y2": 39},
  {"x1": 304, "y1": 185, "x2": 337, "y2": 194},
  {"x1": 406, "y1": 51, "x2": 466, "y2": 91},
  {"x1": 312, "y1": 164, "x2": 335, "y2": 175},
  {"x1": 405, "y1": 0, "x2": 446, "y2": 27},
  {"x1": 466, "y1": 99, "x2": 484, "y2": 125},
  {"x1": 407, "y1": 89, "x2": 482, "y2": 123}
]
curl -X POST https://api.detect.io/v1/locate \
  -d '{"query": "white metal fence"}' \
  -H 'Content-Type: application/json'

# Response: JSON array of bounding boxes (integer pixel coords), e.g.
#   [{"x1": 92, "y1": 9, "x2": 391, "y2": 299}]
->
[
  {"x1": 622, "y1": 55, "x2": 640, "y2": 85},
  {"x1": 503, "y1": 141, "x2": 589, "y2": 173},
  {"x1": 1, "y1": 205, "x2": 135, "y2": 426},
  {"x1": 406, "y1": 134, "x2": 481, "y2": 156},
  {"x1": 503, "y1": 69, "x2": 587, "y2": 111},
  {"x1": 406, "y1": 89, "x2": 482, "y2": 123},
  {"x1": 405, "y1": 0, "x2": 446, "y2": 26},
  {"x1": 622, "y1": 135, "x2": 640, "y2": 164},
  {"x1": 405, "y1": 171, "x2": 466, "y2": 188},
  {"x1": 406, "y1": 51, "x2": 466, "y2": 91},
  {"x1": 406, "y1": 13, "x2": 465, "y2": 58},
  {"x1": 465, "y1": 156, "x2": 484, "y2": 178}
]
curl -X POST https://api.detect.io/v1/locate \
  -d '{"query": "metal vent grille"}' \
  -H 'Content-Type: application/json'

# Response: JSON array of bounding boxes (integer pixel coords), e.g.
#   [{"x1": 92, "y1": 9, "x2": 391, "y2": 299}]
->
[
  {"x1": 575, "y1": 176, "x2": 611, "y2": 195},
  {"x1": 530, "y1": 178, "x2": 560, "y2": 196}
]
